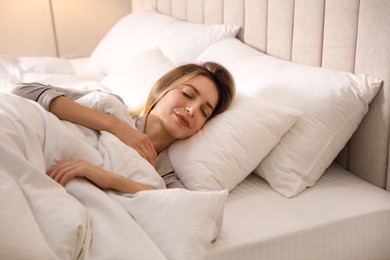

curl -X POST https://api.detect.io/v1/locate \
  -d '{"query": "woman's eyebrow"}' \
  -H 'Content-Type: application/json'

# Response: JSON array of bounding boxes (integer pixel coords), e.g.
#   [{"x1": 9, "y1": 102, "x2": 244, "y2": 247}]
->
[{"x1": 184, "y1": 84, "x2": 215, "y2": 111}]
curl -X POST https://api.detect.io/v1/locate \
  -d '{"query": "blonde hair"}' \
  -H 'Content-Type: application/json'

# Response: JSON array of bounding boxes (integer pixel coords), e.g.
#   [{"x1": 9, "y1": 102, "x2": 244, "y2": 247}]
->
[{"x1": 131, "y1": 62, "x2": 235, "y2": 119}]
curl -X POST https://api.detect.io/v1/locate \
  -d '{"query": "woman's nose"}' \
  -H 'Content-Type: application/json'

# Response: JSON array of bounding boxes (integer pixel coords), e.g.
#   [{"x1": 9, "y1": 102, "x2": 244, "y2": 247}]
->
[{"x1": 186, "y1": 106, "x2": 194, "y2": 117}]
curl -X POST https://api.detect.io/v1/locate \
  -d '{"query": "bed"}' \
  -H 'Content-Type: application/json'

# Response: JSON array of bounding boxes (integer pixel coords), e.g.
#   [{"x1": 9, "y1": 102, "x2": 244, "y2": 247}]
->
[{"x1": 1, "y1": 0, "x2": 390, "y2": 259}]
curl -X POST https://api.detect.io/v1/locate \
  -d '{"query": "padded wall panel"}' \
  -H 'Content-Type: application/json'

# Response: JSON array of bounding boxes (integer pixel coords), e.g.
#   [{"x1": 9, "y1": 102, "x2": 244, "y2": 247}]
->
[
  {"x1": 244, "y1": 0, "x2": 268, "y2": 53},
  {"x1": 267, "y1": 0, "x2": 294, "y2": 60},
  {"x1": 322, "y1": 0, "x2": 359, "y2": 72},
  {"x1": 205, "y1": 0, "x2": 223, "y2": 24},
  {"x1": 146, "y1": 0, "x2": 157, "y2": 9},
  {"x1": 187, "y1": 0, "x2": 204, "y2": 23},
  {"x1": 388, "y1": 150, "x2": 390, "y2": 191},
  {"x1": 171, "y1": 0, "x2": 186, "y2": 20},
  {"x1": 350, "y1": 0, "x2": 390, "y2": 190},
  {"x1": 157, "y1": 0, "x2": 171, "y2": 15},
  {"x1": 224, "y1": 0, "x2": 245, "y2": 40},
  {"x1": 291, "y1": 0, "x2": 324, "y2": 67}
]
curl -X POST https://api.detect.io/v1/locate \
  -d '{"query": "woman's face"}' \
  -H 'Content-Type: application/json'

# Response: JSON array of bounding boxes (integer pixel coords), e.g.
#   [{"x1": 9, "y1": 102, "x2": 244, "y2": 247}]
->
[{"x1": 151, "y1": 75, "x2": 219, "y2": 140}]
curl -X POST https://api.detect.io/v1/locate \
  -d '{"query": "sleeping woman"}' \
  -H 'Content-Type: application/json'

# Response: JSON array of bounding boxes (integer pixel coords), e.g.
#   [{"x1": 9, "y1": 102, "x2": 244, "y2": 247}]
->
[{"x1": 12, "y1": 62, "x2": 235, "y2": 194}]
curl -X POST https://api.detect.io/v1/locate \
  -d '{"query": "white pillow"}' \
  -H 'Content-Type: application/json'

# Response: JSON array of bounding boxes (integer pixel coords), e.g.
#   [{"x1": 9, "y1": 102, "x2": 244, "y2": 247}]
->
[
  {"x1": 197, "y1": 38, "x2": 383, "y2": 198},
  {"x1": 168, "y1": 95, "x2": 302, "y2": 191},
  {"x1": 100, "y1": 48, "x2": 174, "y2": 110},
  {"x1": 88, "y1": 9, "x2": 239, "y2": 74},
  {"x1": 111, "y1": 189, "x2": 228, "y2": 260}
]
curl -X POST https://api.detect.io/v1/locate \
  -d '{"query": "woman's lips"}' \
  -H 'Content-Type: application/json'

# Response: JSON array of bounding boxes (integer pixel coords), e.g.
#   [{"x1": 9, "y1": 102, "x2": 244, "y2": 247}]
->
[{"x1": 175, "y1": 113, "x2": 189, "y2": 127}]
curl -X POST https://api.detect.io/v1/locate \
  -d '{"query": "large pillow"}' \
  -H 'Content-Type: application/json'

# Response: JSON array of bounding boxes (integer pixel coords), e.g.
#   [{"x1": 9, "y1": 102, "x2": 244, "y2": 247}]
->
[
  {"x1": 111, "y1": 189, "x2": 228, "y2": 260},
  {"x1": 89, "y1": 9, "x2": 239, "y2": 74},
  {"x1": 100, "y1": 48, "x2": 174, "y2": 110},
  {"x1": 167, "y1": 95, "x2": 301, "y2": 191},
  {"x1": 197, "y1": 38, "x2": 382, "y2": 198}
]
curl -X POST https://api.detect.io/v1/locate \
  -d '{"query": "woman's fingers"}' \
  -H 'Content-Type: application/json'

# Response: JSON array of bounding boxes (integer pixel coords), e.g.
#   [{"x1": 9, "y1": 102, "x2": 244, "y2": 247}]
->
[
  {"x1": 111, "y1": 122, "x2": 158, "y2": 168},
  {"x1": 130, "y1": 132, "x2": 157, "y2": 167},
  {"x1": 47, "y1": 161, "x2": 81, "y2": 186},
  {"x1": 47, "y1": 161, "x2": 113, "y2": 189},
  {"x1": 137, "y1": 140, "x2": 157, "y2": 168},
  {"x1": 124, "y1": 132, "x2": 157, "y2": 168}
]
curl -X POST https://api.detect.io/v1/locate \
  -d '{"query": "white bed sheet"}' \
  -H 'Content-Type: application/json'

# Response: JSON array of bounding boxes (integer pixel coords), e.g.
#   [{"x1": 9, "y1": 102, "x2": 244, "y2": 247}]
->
[
  {"x1": 209, "y1": 163, "x2": 390, "y2": 260},
  {"x1": 0, "y1": 56, "x2": 108, "y2": 93}
]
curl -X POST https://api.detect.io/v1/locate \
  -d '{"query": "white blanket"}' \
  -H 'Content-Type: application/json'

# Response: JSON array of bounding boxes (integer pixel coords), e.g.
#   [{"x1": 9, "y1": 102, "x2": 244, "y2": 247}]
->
[{"x1": 0, "y1": 92, "x2": 167, "y2": 260}]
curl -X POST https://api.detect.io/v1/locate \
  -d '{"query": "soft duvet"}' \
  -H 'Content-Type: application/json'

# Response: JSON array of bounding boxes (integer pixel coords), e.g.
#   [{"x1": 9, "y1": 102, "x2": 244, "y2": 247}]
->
[{"x1": 0, "y1": 91, "x2": 227, "y2": 260}]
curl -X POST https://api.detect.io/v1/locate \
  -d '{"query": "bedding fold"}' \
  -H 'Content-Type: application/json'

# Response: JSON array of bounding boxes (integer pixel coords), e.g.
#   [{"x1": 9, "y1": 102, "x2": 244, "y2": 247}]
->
[{"x1": 0, "y1": 92, "x2": 167, "y2": 259}]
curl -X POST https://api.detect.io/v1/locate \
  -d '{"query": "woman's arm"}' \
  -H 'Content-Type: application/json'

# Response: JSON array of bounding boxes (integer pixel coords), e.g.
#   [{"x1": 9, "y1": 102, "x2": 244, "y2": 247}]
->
[
  {"x1": 50, "y1": 97, "x2": 157, "y2": 168},
  {"x1": 47, "y1": 160, "x2": 157, "y2": 193},
  {"x1": 50, "y1": 96, "x2": 118, "y2": 133},
  {"x1": 12, "y1": 83, "x2": 157, "y2": 167}
]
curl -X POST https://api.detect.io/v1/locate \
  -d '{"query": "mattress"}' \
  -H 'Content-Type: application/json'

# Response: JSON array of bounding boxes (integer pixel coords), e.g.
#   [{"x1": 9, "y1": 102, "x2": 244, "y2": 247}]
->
[{"x1": 209, "y1": 163, "x2": 390, "y2": 260}]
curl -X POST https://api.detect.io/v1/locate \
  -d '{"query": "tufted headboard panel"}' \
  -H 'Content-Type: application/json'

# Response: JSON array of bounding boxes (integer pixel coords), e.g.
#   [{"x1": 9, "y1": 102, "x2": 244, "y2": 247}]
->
[{"x1": 133, "y1": 0, "x2": 390, "y2": 191}]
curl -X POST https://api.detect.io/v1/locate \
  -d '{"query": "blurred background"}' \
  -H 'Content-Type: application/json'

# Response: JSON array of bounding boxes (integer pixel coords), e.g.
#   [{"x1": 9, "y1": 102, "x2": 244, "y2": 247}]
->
[{"x1": 0, "y1": 0, "x2": 132, "y2": 58}]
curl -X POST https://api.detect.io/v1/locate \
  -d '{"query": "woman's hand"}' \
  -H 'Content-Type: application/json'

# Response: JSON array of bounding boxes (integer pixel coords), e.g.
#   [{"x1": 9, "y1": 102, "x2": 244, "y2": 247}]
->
[
  {"x1": 48, "y1": 96, "x2": 157, "y2": 168},
  {"x1": 47, "y1": 160, "x2": 157, "y2": 193},
  {"x1": 109, "y1": 120, "x2": 157, "y2": 168},
  {"x1": 47, "y1": 160, "x2": 111, "y2": 188}
]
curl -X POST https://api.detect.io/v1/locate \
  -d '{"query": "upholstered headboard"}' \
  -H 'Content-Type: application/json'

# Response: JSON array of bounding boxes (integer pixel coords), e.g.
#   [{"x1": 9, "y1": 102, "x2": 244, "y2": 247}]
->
[{"x1": 133, "y1": 0, "x2": 390, "y2": 192}]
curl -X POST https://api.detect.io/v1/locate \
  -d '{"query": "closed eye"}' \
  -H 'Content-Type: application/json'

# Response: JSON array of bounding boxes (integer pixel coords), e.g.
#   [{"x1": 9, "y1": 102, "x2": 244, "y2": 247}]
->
[
  {"x1": 182, "y1": 86, "x2": 212, "y2": 118},
  {"x1": 201, "y1": 109, "x2": 207, "y2": 118},
  {"x1": 182, "y1": 91, "x2": 193, "y2": 99},
  {"x1": 201, "y1": 105, "x2": 212, "y2": 118}
]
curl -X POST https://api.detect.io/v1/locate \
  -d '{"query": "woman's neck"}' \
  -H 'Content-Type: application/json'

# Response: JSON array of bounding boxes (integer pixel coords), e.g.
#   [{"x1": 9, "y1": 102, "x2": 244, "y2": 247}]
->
[{"x1": 145, "y1": 114, "x2": 176, "y2": 153}]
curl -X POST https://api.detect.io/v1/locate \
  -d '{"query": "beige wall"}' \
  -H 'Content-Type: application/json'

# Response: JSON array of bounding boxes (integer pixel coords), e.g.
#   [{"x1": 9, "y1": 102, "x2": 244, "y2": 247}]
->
[
  {"x1": 0, "y1": 0, "x2": 132, "y2": 58},
  {"x1": 0, "y1": 0, "x2": 57, "y2": 57},
  {"x1": 52, "y1": 0, "x2": 132, "y2": 58}
]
